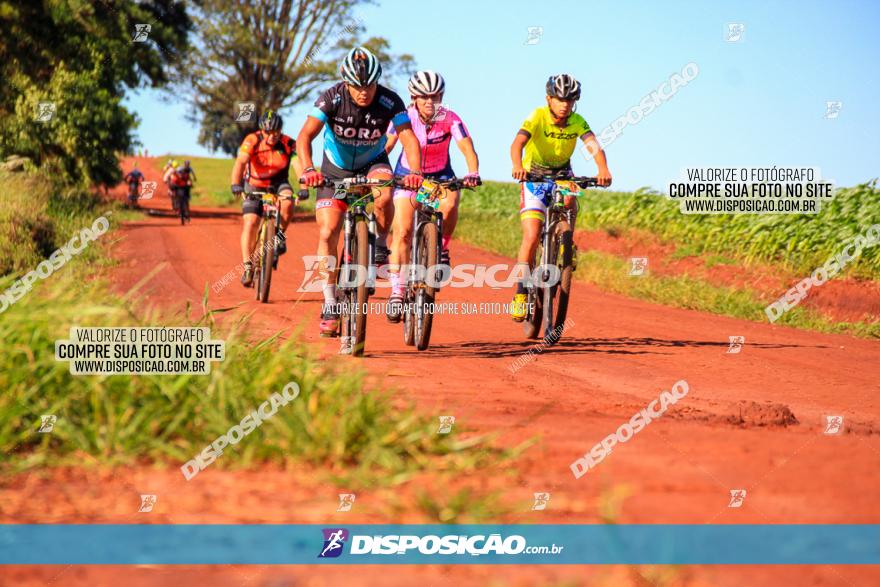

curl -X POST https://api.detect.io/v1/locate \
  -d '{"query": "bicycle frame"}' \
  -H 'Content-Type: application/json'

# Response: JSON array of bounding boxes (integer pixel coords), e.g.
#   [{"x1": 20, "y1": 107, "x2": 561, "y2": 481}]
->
[
  {"x1": 407, "y1": 181, "x2": 446, "y2": 292},
  {"x1": 337, "y1": 187, "x2": 379, "y2": 293}
]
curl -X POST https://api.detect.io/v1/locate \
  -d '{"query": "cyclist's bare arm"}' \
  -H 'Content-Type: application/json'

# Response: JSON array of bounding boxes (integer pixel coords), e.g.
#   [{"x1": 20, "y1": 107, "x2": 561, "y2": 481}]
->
[
  {"x1": 291, "y1": 154, "x2": 304, "y2": 186},
  {"x1": 296, "y1": 116, "x2": 324, "y2": 171},
  {"x1": 162, "y1": 167, "x2": 175, "y2": 183},
  {"x1": 581, "y1": 131, "x2": 612, "y2": 187},
  {"x1": 230, "y1": 150, "x2": 250, "y2": 186},
  {"x1": 455, "y1": 136, "x2": 479, "y2": 174},
  {"x1": 510, "y1": 131, "x2": 530, "y2": 180},
  {"x1": 395, "y1": 123, "x2": 422, "y2": 173},
  {"x1": 384, "y1": 131, "x2": 399, "y2": 155}
]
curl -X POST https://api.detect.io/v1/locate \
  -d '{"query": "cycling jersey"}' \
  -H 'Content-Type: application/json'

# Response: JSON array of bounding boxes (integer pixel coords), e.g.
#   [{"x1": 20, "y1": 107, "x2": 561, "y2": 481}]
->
[
  {"x1": 388, "y1": 105, "x2": 469, "y2": 174},
  {"x1": 238, "y1": 131, "x2": 296, "y2": 188},
  {"x1": 520, "y1": 107, "x2": 592, "y2": 171},
  {"x1": 310, "y1": 82, "x2": 410, "y2": 170},
  {"x1": 171, "y1": 167, "x2": 192, "y2": 187},
  {"x1": 124, "y1": 170, "x2": 144, "y2": 184}
]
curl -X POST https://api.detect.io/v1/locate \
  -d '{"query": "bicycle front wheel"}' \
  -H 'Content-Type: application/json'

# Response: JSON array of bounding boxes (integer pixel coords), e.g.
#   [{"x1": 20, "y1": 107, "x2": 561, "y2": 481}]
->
[
  {"x1": 523, "y1": 241, "x2": 544, "y2": 340},
  {"x1": 257, "y1": 217, "x2": 275, "y2": 303},
  {"x1": 415, "y1": 221, "x2": 439, "y2": 351},
  {"x1": 550, "y1": 221, "x2": 574, "y2": 343},
  {"x1": 350, "y1": 218, "x2": 370, "y2": 357},
  {"x1": 541, "y1": 220, "x2": 572, "y2": 344}
]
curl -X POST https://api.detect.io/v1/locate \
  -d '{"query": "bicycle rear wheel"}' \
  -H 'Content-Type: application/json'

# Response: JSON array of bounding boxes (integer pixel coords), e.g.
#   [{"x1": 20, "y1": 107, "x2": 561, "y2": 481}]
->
[
  {"x1": 415, "y1": 221, "x2": 439, "y2": 351},
  {"x1": 350, "y1": 218, "x2": 370, "y2": 357},
  {"x1": 403, "y1": 289, "x2": 416, "y2": 346}
]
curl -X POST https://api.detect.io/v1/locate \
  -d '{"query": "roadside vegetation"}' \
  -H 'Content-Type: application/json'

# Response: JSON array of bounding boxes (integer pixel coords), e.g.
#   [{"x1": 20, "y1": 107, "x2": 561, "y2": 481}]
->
[{"x1": 455, "y1": 180, "x2": 880, "y2": 338}]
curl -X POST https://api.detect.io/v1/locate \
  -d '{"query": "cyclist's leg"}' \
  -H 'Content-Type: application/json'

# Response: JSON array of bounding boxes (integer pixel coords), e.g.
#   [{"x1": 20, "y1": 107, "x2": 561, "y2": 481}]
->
[
  {"x1": 390, "y1": 190, "x2": 417, "y2": 268},
  {"x1": 276, "y1": 182, "x2": 295, "y2": 255},
  {"x1": 437, "y1": 183, "x2": 460, "y2": 265},
  {"x1": 512, "y1": 181, "x2": 549, "y2": 320},
  {"x1": 240, "y1": 187, "x2": 262, "y2": 268},
  {"x1": 276, "y1": 181, "x2": 295, "y2": 232},
  {"x1": 387, "y1": 188, "x2": 416, "y2": 320},
  {"x1": 315, "y1": 178, "x2": 346, "y2": 333}
]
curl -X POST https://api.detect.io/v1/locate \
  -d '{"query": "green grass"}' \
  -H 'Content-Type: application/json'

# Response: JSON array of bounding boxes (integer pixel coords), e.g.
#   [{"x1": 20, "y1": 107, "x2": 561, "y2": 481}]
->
[
  {"x1": 455, "y1": 180, "x2": 880, "y2": 338},
  {"x1": 166, "y1": 154, "x2": 236, "y2": 208},
  {"x1": 460, "y1": 179, "x2": 880, "y2": 279},
  {"x1": 576, "y1": 250, "x2": 880, "y2": 338},
  {"x1": 585, "y1": 182, "x2": 880, "y2": 279},
  {"x1": 0, "y1": 262, "x2": 522, "y2": 492},
  {"x1": 0, "y1": 169, "x2": 109, "y2": 275}
]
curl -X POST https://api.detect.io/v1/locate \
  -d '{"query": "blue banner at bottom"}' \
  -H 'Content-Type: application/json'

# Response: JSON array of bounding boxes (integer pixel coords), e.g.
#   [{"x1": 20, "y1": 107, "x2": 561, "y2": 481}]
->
[{"x1": 2, "y1": 525, "x2": 879, "y2": 564}]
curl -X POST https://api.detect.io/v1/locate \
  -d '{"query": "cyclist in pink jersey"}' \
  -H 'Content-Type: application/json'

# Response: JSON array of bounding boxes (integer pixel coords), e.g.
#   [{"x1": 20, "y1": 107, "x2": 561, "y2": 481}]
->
[{"x1": 384, "y1": 70, "x2": 480, "y2": 322}]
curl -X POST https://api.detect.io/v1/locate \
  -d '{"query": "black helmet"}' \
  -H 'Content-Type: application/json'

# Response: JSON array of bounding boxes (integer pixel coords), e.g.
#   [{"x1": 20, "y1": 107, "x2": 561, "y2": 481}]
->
[
  {"x1": 546, "y1": 74, "x2": 581, "y2": 101},
  {"x1": 258, "y1": 110, "x2": 283, "y2": 132}
]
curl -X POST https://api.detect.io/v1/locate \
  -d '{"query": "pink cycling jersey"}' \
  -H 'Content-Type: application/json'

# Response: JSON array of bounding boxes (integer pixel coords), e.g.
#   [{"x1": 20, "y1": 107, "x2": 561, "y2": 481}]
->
[{"x1": 388, "y1": 105, "x2": 470, "y2": 174}]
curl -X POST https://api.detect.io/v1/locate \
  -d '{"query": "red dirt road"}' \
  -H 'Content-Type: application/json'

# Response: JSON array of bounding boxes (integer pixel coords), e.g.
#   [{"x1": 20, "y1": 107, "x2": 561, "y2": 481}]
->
[{"x1": 6, "y1": 157, "x2": 880, "y2": 586}]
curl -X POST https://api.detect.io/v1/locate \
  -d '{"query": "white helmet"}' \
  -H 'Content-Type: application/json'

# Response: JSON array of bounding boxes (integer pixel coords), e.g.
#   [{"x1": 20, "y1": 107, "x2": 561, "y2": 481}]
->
[
  {"x1": 408, "y1": 70, "x2": 446, "y2": 97},
  {"x1": 340, "y1": 47, "x2": 382, "y2": 86}
]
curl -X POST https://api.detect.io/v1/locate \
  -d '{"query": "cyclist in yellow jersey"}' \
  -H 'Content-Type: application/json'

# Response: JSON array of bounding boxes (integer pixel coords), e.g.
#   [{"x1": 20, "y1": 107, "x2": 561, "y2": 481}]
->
[{"x1": 509, "y1": 74, "x2": 612, "y2": 321}]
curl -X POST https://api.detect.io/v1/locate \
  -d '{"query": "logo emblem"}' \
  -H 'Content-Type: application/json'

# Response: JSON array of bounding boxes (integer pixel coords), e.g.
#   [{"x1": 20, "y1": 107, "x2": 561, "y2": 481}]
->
[
  {"x1": 132, "y1": 24, "x2": 151, "y2": 42},
  {"x1": 35, "y1": 102, "x2": 56, "y2": 122},
  {"x1": 235, "y1": 102, "x2": 256, "y2": 122},
  {"x1": 725, "y1": 23, "x2": 745, "y2": 43},
  {"x1": 318, "y1": 528, "x2": 349, "y2": 558},
  {"x1": 629, "y1": 257, "x2": 648, "y2": 276},
  {"x1": 524, "y1": 26, "x2": 544, "y2": 46},
  {"x1": 139, "y1": 181, "x2": 157, "y2": 200},
  {"x1": 532, "y1": 492, "x2": 550, "y2": 510},
  {"x1": 37, "y1": 415, "x2": 57, "y2": 433},
  {"x1": 138, "y1": 494, "x2": 157, "y2": 512},
  {"x1": 337, "y1": 493, "x2": 356, "y2": 512},
  {"x1": 824, "y1": 101, "x2": 842, "y2": 120},
  {"x1": 728, "y1": 489, "x2": 747, "y2": 508},
  {"x1": 726, "y1": 336, "x2": 745, "y2": 354},
  {"x1": 437, "y1": 415, "x2": 455, "y2": 434},
  {"x1": 823, "y1": 415, "x2": 844, "y2": 435}
]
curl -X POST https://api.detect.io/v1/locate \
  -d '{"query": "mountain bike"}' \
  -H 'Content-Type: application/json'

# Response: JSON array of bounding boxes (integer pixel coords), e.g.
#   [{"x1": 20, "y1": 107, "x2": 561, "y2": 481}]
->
[
  {"x1": 126, "y1": 181, "x2": 139, "y2": 208},
  {"x1": 520, "y1": 172, "x2": 600, "y2": 345},
  {"x1": 322, "y1": 176, "x2": 403, "y2": 357},
  {"x1": 175, "y1": 186, "x2": 192, "y2": 225},
  {"x1": 247, "y1": 187, "x2": 283, "y2": 303},
  {"x1": 401, "y1": 176, "x2": 481, "y2": 351}
]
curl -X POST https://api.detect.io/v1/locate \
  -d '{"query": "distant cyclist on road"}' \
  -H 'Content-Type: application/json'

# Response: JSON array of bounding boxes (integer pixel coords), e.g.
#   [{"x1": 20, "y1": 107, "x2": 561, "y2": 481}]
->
[
  {"x1": 383, "y1": 70, "x2": 480, "y2": 322},
  {"x1": 231, "y1": 110, "x2": 304, "y2": 287},
  {"x1": 169, "y1": 161, "x2": 194, "y2": 222},
  {"x1": 297, "y1": 47, "x2": 423, "y2": 336},
  {"x1": 509, "y1": 74, "x2": 612, "y2": 321},
  {"x1": 124, "y1": 163, "x2": 144, "y2": 205},
  {"x1": 163, "y1": 159, "x2": 180, "y2": 211}
]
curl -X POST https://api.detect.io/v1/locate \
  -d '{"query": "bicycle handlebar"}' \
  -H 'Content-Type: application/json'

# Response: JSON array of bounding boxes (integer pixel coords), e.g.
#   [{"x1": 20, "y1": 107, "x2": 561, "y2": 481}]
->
[{"x1": 520, "y1": 174, "x2": 600, "y2": 188}]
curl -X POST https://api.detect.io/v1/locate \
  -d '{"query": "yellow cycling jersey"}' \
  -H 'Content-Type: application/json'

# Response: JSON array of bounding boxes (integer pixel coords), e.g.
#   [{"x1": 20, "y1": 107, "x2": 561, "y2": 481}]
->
[{"x1": 520, "y1": 107, "x2": 592, "y2": 171}]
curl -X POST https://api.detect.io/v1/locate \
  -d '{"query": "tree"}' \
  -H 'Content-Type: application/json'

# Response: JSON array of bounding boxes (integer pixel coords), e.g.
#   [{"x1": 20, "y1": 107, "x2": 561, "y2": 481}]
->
[
  {"x1": 180, "y1": 0, "x2": 415, "y2": 155},
  {"x1": 0, "y1": 0, "x2": 192, "y2": 186}
]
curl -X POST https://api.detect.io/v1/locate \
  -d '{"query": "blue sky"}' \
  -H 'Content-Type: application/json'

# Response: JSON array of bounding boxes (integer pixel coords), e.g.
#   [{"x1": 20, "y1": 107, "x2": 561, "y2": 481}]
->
[{"x1": 126, "y1": 0, "x2": 880, "y2": 190}]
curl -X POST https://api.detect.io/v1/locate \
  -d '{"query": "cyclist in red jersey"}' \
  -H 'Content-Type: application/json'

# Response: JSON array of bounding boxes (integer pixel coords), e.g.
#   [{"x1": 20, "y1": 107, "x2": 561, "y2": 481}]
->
[{"x1": 231, "y1": 110, "x2": 304, "y2": 287}]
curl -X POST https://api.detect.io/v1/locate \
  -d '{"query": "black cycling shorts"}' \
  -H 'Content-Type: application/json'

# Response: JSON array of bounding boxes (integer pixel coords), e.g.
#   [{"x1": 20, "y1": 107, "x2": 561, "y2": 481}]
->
[
  {"x1": 315, "y1": 153, "x2": 392, "y2": 201},
  {"x1": 241, "y1": 181, "x2": 294, "y2": 216}
]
